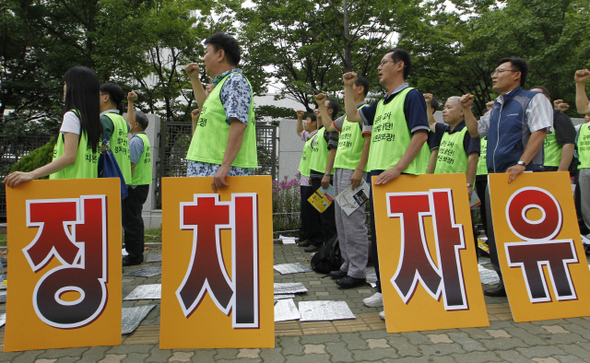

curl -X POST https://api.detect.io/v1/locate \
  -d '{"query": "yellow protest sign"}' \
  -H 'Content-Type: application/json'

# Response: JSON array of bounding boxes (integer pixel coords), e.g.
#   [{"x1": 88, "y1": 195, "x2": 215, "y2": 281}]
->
[
  {"x1": 372, "y1": 173, "x2": 488, "y2": 333},
  {"x1": 4, "y1": 178, "x2": 122, "y2": 352},
  {"x1": 160, "y1": 176, "x2": 274, "y2": 349},
  {"x1": 488, "y1": 172, "x2": 590, "y2": 322}
]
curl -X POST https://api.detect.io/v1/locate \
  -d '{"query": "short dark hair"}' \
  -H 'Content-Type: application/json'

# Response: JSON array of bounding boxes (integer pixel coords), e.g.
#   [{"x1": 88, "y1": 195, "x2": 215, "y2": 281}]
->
[
  {"x1": 135, "y1": 111, "x2": 149, "y2": 130},
  {"x1": 430, "y1": 97, "x2": 440, "y2": 110},
  {"x1": 497, "y1": 57, "x2": 528, "y2": 87},
  {"x1": 531, "y1": 85, "x2": 550, "y2": 99},
  {"x1": 355, "y1": 75, "x2": 370, "y2": 97},
  {"x1": 325, "y1": 98, "x2": 340, "y2": 118},
  {"x1": 386, "y1": 49, "x2": 412, "y2": 80},
  {"x1": 306, "y1": 113, "x2": 317, "y2": 122},
  {"x1": 100, "y1": 83, "x2": 125, "y2": 114},
  {"x1": 204, "y1": 33, "x2": 241, "y2": 66}
]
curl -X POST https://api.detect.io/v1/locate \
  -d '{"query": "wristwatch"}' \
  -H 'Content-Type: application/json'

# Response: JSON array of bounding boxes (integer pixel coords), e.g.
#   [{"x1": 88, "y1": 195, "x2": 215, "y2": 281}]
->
[
  {"x1": 517, "y1": 160, "x2": 527, "y2": 167},
  {"x1": 466, "y1": 183, "x2": 473, "y2": 188}
]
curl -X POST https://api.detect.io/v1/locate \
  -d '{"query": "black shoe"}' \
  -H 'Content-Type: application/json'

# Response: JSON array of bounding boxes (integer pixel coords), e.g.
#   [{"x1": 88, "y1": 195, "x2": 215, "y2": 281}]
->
[
  {"x1": 298, "y1": 240, "x2": 311, "y2": 247},
  {"x1": 329, "y1": 270, "x2": 347, "y2": 279},
  {"x1": 304, "y1": 245, "x2": 320, "y2": 252},
  {"x1": 123, "y1": 256, "x2": 143, "y2": 267},
  {"x1": 483, "y1": 285, "x2": 506, "y2": 297},
  {"x1": 336, "y1": 276, "x2": 367, "y2": 289}
]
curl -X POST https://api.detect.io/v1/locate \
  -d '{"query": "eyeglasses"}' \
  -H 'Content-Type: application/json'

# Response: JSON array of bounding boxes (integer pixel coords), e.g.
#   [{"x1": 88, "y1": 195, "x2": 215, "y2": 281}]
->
[{"x1": 491, "y1": 69, "x2": 518, "y2": 77}]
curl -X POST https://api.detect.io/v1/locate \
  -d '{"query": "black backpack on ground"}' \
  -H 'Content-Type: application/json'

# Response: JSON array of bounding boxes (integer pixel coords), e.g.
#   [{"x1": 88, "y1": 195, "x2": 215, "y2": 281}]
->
[{"x1": 310, "y1": 235, "x2": 343, "y2": 274}]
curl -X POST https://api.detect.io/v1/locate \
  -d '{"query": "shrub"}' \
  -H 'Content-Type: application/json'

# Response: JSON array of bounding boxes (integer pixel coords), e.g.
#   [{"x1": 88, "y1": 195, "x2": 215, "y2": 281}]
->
[
  {"x1": 272, "y1": 174, "x2": 301, "y2": 232},
  {"x1": 9, "y1": 138, "x2": 56, "y2": 177}
]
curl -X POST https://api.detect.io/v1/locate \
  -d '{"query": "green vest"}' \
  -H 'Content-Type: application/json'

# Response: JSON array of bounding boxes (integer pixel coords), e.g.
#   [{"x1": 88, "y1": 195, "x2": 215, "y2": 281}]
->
[
  {"x1": 185, "y1": 73, "x2": 257, "y2": 168},
  {"x1": 334, "y1": 104, "x2": 369, "y2": 171},
  {"x1": 50, "y1": 129, "x2": 99, "y2": 180},
  {"x1": 308, "y1": 127, "x2": 333, "y2": 175},
  {"x1": 578, "y1": 125, "x2": 590, "y2": 169},
  {"x1": 104, "y1": 112, "x2": 132, "y2": 184},
  {"x1": 543, "y1": 130, "x2": 562, "y2": 167},
  {"x1": 367, "y1": 87, "x2": 429, "y2": 174},
  {"x1": 130, "y1": 133, "x2": 152, "y2": 186},
  {"x1": 298, "y1": 132, "x2": 317, "y2": 177},
  {"x1": 434, "y1": 126, "x2": 469, "y2": 174},
  {"x1": 476, "y1": 137, "x2": 488, "y2": 176}
]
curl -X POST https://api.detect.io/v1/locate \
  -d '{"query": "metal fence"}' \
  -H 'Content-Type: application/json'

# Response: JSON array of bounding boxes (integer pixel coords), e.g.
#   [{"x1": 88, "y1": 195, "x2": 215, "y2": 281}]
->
[
  {"x1": 156, "y1": 122, "x2": 278, "y2": 208},
  {"x1": 0, "y1": 135, "x2": 54, "y2": 219}
]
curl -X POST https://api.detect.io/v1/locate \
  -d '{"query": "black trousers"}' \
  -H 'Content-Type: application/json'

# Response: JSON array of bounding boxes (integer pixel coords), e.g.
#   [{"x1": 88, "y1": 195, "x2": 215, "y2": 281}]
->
[
  {"x1": 309, "y1": 177, "x2": 337, "y2": 247},
  {"x1": 299, "y1": 185, "x2": 314, "y2": 241},
  {"x1": 122, "y1": 185, "x2": 149, "y2": 261}
]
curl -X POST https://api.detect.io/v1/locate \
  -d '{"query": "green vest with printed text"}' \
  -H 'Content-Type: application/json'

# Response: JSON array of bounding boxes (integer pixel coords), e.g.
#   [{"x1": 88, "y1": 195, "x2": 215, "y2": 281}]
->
[
  {"x1": 578, "y1": 125, "x2": 590, "y2": 169},
  {"x1": 298, "y1": 133, "x2": 317, "y2": 177},
  {"x1": 185, "y1": 73, "x2": 257, "y2": 168},
  {"x1": 50, "y1": 113, "x2": 99, "y2": 179},
  {"x1": 334, "y1": 104, "x2": 369, "y2": 171},
  {"x1": 434, "y1": 127, "x2": 469, "y2": 174},
  {"x1": 308, "y1": 127, "x2": 333, "y2": 175},
  {"x1": 104, "y1": 112, "x2": 132, "y2": 184},
  {"x1": 476, "y1": 137, "x2": 488, "y2": 175},
  {"x1": 130, "y1": 133, "x2": 152, "y2": 186},
  {"x1": 367, "y1": 87, "x2": 429, "y2": 174},
  {"x1": 543, "y1": 130, "x2": 562, "y2": 168}
]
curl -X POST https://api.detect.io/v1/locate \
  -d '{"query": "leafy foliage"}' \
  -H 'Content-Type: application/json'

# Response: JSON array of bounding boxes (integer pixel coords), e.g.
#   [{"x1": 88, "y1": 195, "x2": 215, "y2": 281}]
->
[{"x1": 9, "y1": 138, "x2": 56, "y2": 178}]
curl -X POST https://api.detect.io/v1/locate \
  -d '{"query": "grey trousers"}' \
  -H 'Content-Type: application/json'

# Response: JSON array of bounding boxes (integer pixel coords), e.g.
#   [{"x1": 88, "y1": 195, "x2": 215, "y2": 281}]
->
[
  {"x1": 334, "y1": 168, "x2": 370, "y2": 279},
  {"x1": 578, "y1": 168, "x2": 590, "y2": 231}
]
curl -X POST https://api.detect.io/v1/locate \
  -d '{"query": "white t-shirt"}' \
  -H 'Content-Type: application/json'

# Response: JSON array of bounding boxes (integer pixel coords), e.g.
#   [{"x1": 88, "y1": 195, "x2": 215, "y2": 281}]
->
[{"x1": 59, "y1": 111, "x2": 81, "y2": 135}]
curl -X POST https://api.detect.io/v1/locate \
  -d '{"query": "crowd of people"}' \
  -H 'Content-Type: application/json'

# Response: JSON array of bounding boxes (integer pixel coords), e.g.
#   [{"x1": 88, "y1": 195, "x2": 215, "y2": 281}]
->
[
  {"x1": 4, "y1": 32, "x2": 590, "y2": 321},
  {"x1": 294, "y1": 50, "x2": 590, "y2": 320}
]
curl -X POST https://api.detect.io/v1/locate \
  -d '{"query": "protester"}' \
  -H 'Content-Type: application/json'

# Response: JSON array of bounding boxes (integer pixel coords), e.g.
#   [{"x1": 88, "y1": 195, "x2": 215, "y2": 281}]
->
[
  {"x1": 304, "y1": 99, "x2": 339, "y2": 252},
  {"x1": 461, "y1": 57, "x2": 552, "y2": 297},
  {"x1": 424, "y1": 93, "x2": 440, "y2": 174},
  {"x1": 295, "y1": 111, "x2": 319, "y2": 248},
  {"x1": 342, "y1": 49, "x2": 430, "y2": 319},
  {"x1": 316, "y1": 75, "x2": 371, "y2": 289},
  {"x1": 529, "y1": 86, "x2": 575, "y2": 172},
  {"x1": 575, "y1": 69, "x2": 590, "y2": 114},
  {"x1": 184, "y1": 32, "x2": 257, "y2": 192},
  {"x1": 5, "y1": 66, "x2": 102, "y2": 187},
  {"x1": 122, "y1": 92, "x2": 152, "y2": 266},
  {"x1": 99, "y1": 83, "x2": 132, "y2": 184}
]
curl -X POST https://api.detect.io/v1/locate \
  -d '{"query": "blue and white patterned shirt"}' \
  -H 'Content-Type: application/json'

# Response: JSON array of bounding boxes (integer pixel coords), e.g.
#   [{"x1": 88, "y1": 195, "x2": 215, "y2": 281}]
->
[{"x1": 213, "y1": 69, "x2": 252, "y2": 126}]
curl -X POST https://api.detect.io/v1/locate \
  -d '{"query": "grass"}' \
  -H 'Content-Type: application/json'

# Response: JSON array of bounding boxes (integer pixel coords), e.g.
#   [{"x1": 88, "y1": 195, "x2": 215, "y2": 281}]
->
[
  {"x1": 0, "y1": 234, "x2": 5, "y2": 247},
  {"x1": 145, "y1": 228, "x2": 162, "y2": 243}
]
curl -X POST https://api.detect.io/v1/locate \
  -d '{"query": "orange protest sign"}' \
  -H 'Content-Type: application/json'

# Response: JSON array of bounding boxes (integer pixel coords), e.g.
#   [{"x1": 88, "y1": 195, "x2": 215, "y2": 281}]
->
[
  {"x1": 160, "y1": 176, "x2": 274, "y2": 349},
  {"x1": 488, "y1": 172, "x2": 590, "y2": 322},
  {"x1": 372, "y1": 173, "x2": 488, "y2": 333},
  {"x1": 4, "y1": 178, "x2": 122, "y2": 352}
]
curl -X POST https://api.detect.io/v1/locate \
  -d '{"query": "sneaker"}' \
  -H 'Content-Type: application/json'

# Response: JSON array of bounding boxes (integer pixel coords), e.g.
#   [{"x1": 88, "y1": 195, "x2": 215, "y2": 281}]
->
[
  {"x1": 336, "y1": 276, "x2": 367, "y2": 289},
  {"x1": 379, "y1": 310, "x2": 385, "y2": 320},
  {"x1": 363, "y1": 292, "x2": 383, "y2": 308}
]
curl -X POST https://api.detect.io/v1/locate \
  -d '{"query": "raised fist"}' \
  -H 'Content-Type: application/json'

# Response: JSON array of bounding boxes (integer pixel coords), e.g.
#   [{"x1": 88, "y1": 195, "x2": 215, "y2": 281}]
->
[
  {"x1": 297, "y1": 110, "x2": 305, "y2": 118},
  {"x1": 191, "y1": 108, "x2": 201, "y2": 122},
  {"x1": 127, "y1": 90, "x2": 137, "y2": 102},
  {"x1": 343, "y1": 72, "x2": 358, "y2": 86},
  {"x1": 184, "y1": 63, "x2": 200, "y2": 79},
  {"x1": 575, "y1": 69, "x2": 590, "y2": 84},
  {"x1": 460, "y1": 94, "x2": 475, "y2": 108},
  {"x1": 423, "y1": 93, "x2": 433, "y2": 105},
  {"x1": 315, "y1": 93, "x2": 327, "y2": 103}
]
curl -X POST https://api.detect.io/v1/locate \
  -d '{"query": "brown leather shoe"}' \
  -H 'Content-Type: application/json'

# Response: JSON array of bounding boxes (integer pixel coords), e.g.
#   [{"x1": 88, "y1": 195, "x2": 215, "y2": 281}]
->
[
  {"x1": 304, "y1": 244, "x2": 320, "y2": 252},
  {"x1": 298, "y1": 240, "x2": 311, "y2": 247},
  {"x1": 483, "y1": 285, "x2": 506, "y2": 297}
]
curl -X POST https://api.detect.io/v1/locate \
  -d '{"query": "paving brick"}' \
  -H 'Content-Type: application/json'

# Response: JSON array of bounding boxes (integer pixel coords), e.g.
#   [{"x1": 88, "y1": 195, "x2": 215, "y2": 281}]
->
[
  {"x1": 36, "y1": 359, "x2": 57, "y2": 363},
  {"x1": 516, "y1": 346, "x2": 568, "y2": 358},
  {"x1": 324, "y1": 342, "x2": 354, "y2": 362},
  {"x1": 340, "y1": 332, "x2": 368, "y2": 350},
  {"x1": 299, "y1": 334, "x2": 341, "y2": 344},
  {"x1": 419, "y1": 343, "x2": 465, "y2": 356},
  {"x1": 495, "y1": 350, "x2": 534, "y2": 363},
  {"x1": 280, "y1": 337, "x2": 305, "y2": 356},
  {"x1": 189, "y1": 350, "x2": 216, "y2": 362},
  {"x1": 459, "y1": 327, "x2": 493, "y2": 340},
  {"x1": 284, "y1": 354, "x2": 332, "y2": 363},
  {"x1": 485, "y1": 329, "x2": 511, "y2": 338},
  {"x1": 386, "y1": 336, "x2": 421, "y2": 357},
  {"x1": 38, "y1": 347, "x2": 89, "y2": 359},
  {"x1": 351, "y1": 347, "x2": 399, "y2": 361},
  {"x1": 401, "y1": 331, "x2": 431, "y2": 345},
  {"x1": 303, "y1": 344, "x2": 326, "y2": 354},
  {"x1": 381, "y1": 358, "x2": 430, "y2": 363},
  {"x1": 542, "y1": 325, "x2": 570, "y2": 334},
  {"x1": 447, "y1": 332, "x2": 486, "y2": 352},
  {"x1": 55, "y1": 357, "x2": 80, "y2": 363},
  {"x1": 237, "y1": 348, "x2": 261, "y2": 359},
  {"x1": 452, "y1": 351, "x2": 503, "y2": 362},
  {"x1": 504, "y1": 327, "x2": 549, "y2": 346},
  {"x1": 11, "y1": 350, "x2": 44, "y2": 363},
  {"x1": 259, "y1": 347, "x2": 285, "y2": 363},
  {"x1": 555, "y1": 344, "x2": 590, "y2": 360},
  {"x1": 481, "y1": 337, "x2": 528, "y2": 350},
  {"x1": 550, "y1": 356, "x2": 588, "y2": 363},
  {"x1": 532, "y1": 358, "x2": 559, "y2": 363},
  {"x1": 214, "y1": 348, "x2": 239, "y2": 360},
  {"x1": 80, "y1": 346, "x2": 110, "y2": 362},
  {"x1": 107, "y1": 344, "x2": 152, "y2": 355},
  {"x1": 98, "y1": 354, "x2": 126, "y2": 363},
  {"x1": 427, "y1": 334, "x2": 453, "y2": 344},
  {"x1": 367, "y1": 338, "x2": 390, "y2": 349},
  {"x1": 561, "y1": 323, "x2": 590, "y2": 340},
  {"x1": 122, "y1": 353, "x2": 150, "y2": 363}
]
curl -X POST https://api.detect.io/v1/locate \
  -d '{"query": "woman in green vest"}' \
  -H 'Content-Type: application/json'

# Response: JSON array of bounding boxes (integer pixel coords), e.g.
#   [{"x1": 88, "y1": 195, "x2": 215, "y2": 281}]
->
[{"x1": 5, "y1": 66, "x2": 102, "y2": 187}]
